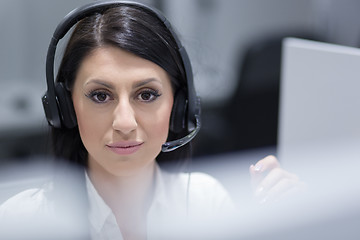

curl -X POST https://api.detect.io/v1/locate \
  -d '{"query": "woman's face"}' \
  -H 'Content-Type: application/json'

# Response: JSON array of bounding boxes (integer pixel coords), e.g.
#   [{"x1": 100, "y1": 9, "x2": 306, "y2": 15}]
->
[{"x1": 72, "y1": 46, "x2": 174, "y2": 177}]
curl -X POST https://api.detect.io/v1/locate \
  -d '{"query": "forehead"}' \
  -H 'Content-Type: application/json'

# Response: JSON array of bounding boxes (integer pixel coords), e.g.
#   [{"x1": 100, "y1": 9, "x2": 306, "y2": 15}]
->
[{"x1": 75, "y1": 46, "x2": 171, "y2": 86}]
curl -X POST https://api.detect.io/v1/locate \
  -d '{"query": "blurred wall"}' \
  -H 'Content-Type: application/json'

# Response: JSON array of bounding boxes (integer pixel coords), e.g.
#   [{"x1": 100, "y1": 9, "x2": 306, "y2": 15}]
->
[{"x1": 164, "y1": 0, "x2": 316, "y2": 106}]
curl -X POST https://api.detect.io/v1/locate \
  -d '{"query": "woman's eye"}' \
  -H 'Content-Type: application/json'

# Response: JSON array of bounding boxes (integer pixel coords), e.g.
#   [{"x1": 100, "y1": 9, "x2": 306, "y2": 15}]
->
[
  {"x1": 86, "y1": 91, "x2": 112, "y2": 103},
  {"x1": 138, "y1": 90, "x2": 161, "y2": 102}
]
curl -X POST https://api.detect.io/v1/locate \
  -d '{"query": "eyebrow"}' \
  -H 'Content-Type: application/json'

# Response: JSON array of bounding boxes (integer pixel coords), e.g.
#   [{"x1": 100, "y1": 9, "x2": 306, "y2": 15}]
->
[
  {"x1": 133, "y1": 78, "x2": 161, "y2": 88},
  {"x1": 85, "y1": 79, "x2": 115, "y2": 89},
  {"x1": 85, "y1": 78, "x2": 162, "y2": 89}
]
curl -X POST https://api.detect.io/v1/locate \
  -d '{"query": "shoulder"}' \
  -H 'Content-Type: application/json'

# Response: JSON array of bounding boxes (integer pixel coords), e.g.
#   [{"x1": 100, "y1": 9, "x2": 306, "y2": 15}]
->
[
  {"x1": 160, "y1": 169, "x2": 223, "y2": 188},
  {"x1": 165, "y1": 170, "x2": 229, "y2": 196},
  {"x1": 0, "y1": 187, "x2": 52, "y2": 237},
  {"x1": 159, "y1": 169, "x2": 234, "y2": 211},
  {"x1": 0, "y1": 185, "x2": 88, "y2": 239},
  {"x1": 188, "y1": 172, "x2": 234, "y2": 208},
  {"x1": 188, "y1": 172, "x2": 225, "y2": 190},
  {"x1": 0, "y1": 187, "x2": 52, "y2": 218}
]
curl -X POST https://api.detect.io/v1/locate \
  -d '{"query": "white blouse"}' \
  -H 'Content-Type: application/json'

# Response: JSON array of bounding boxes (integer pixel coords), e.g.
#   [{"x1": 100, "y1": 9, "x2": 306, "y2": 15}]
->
[{"x1": 0, "y1": 164, "x2": 234, "y2": 239}]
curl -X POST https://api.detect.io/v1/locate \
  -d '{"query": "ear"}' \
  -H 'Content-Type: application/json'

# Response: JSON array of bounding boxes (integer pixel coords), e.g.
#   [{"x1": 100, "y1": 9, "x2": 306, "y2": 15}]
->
[
  {"x1": 55, "y1": 82, "x2": 77, "y2": 128},
  {"x1": 169, "y1": 90, "x2": 187, "y2": 133}
]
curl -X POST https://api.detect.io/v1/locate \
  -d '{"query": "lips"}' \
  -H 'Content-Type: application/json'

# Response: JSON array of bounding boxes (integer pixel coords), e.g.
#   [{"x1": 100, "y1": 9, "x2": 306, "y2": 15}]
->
[{"x1": 106, "y1": 141, "x2": 143, "y2": 155}]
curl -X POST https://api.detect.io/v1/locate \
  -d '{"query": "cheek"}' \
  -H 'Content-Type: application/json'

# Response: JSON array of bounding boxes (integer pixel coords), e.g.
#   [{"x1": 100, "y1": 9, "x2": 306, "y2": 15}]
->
[
  {"x1": 144, "y1": 100, "x2": 173, "y2": 143},
  {"x1": 74, "y1": 103, "x2": 93, "y2": 144},
  {"x1": 73, "y1": 99, "x2": 109, "y2": 150}
]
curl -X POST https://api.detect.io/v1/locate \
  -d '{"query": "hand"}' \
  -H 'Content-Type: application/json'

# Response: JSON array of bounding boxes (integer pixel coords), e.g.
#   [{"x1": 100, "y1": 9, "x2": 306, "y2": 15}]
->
[{"x1": 249, "y1": 155, "x2": 305, "y2": 204}]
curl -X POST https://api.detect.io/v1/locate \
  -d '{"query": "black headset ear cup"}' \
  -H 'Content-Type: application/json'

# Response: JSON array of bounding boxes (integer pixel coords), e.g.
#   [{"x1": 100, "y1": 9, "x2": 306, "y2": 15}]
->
[
  {"x1": 170, "y1": 91, "x2": 187, "y2": 133},
  {"x1": 55, "y1": 82, "x2": 77, "y2": 128}
]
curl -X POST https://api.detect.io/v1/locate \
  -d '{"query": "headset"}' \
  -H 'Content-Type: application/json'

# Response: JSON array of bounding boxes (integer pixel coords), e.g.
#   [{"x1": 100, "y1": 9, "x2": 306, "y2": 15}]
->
[{"x1": 42, "y1": 0, "x2": 201, "y2": 152}]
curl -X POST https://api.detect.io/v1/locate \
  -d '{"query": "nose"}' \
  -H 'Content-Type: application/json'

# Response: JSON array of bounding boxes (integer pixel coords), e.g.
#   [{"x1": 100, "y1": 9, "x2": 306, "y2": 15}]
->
[{"x1": 112, "y1": 98, "x2": 137, "y2": 135}]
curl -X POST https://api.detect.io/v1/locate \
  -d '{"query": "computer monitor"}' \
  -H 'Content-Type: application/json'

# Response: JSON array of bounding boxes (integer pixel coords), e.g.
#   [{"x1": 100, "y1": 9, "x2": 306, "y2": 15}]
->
[{"x1": 278, "y1": 38, "x2": 360, "y2": 168}]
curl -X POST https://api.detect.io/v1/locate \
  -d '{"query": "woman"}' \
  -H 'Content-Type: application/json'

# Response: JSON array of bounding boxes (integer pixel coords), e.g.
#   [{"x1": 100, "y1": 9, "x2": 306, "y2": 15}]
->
[{"x1": 0, "y1": 1, "x2": 302, "y2": 239}]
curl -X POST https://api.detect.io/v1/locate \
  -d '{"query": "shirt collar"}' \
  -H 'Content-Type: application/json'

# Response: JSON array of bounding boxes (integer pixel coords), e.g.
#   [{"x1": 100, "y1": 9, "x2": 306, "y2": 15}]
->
[
  {"x1": 85, "y1": 171, "x2": 112, "y2": 233},
  {"x1": 85, "y1": 163, "x2": 184, "y2": 233},
  {"x1": 149, "y1": 164, "x2": 188, "y2": 215},
  {"x1": 151, "y1": 163, "x2": 168, "y2": 207}
]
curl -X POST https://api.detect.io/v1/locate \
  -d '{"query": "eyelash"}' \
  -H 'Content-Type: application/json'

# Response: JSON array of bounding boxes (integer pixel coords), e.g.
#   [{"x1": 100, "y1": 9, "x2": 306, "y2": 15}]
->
[
  {"x1": 85, "y1": 89, "x2": 162, "y2": 104},
  {"x1": 85, "y1": 90, "x2": 112, "y2": 104},
  {"x1": 137, "y1": 89, "x2": 161, "y2": 102}
]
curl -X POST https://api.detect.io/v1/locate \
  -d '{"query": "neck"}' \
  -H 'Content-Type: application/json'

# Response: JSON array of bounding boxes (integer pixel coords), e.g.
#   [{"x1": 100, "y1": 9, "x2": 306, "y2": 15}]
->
[{"x1": 87, "y1": 160, "x2": 156, "y2": 215}]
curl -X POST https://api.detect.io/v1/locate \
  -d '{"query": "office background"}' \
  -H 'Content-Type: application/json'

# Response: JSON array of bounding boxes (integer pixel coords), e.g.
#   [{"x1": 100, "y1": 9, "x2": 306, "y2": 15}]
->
[{"x1": 0, "y1": 0, "x2": 359, "y2": 164}]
